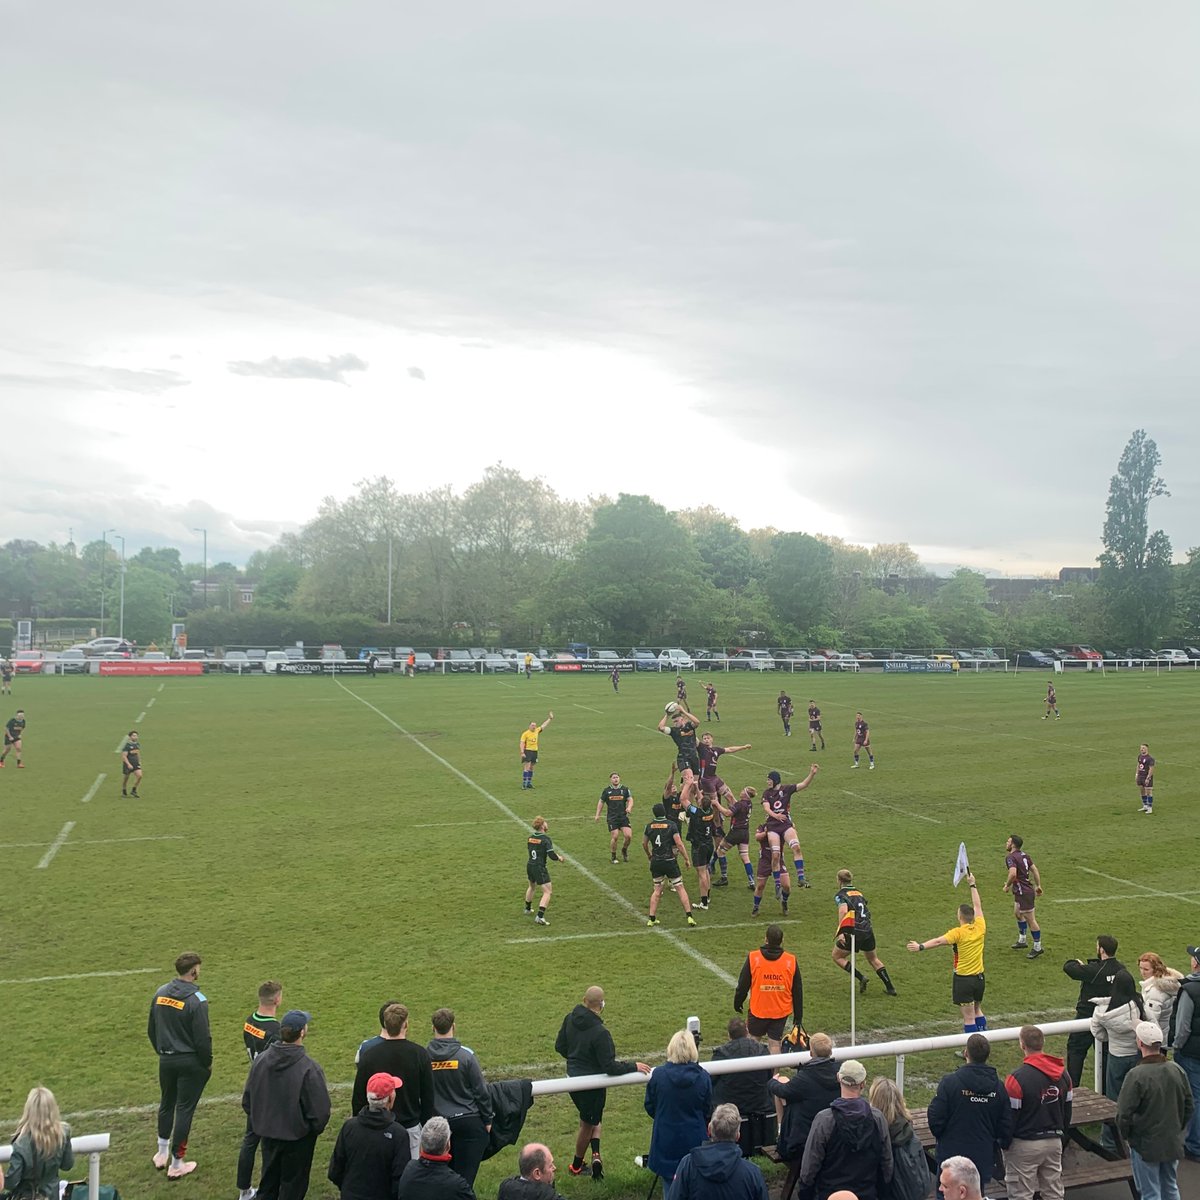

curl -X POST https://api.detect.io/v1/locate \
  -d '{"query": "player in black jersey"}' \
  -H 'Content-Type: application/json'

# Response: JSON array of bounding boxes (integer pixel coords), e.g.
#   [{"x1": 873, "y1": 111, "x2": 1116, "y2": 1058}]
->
[
  {"x1": 524, "y1": 816, "x2": 565, "y2": 925},
  {"x1": 237, "y1": 980, "x2": 282, "y2": 1200},
  {"x1": 832, "y1": 869, "x2": 897, "y2": 995},
  {"x1": 595, "y1": 772, "x2": 634, "y2": 863},
  {"x1": 121, "y1": 730, "x2": 143, "y2": 796},
  {"x1": 1, "y1": 709, "x2": 26, "y2": 767},
  {"x1": 686, "y1": 797, "x2": 721, "y2": 910},
  {"x1": 643, "y1": 803, "x2": 697, "y2": 927},
  {"x1": 659, "y1": 704, "x2": 703, "y2": 809}
]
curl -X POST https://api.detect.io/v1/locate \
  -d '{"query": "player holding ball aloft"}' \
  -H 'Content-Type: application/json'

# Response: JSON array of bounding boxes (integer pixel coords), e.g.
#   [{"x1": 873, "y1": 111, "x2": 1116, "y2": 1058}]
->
[{"x1": 658, "y1": 701, "x2": 703, "y2": 810}]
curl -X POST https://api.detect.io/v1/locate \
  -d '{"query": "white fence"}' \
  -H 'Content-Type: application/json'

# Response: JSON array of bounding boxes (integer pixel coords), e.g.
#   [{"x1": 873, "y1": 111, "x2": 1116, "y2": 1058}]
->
[{"x1": 0, "y1": 1132, "x2": 109, "y2": 1199}]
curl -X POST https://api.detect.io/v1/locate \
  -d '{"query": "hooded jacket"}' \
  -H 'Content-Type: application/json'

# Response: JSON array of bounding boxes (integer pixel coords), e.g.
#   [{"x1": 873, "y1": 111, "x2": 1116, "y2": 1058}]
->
[
  {"x1": 926, "y1": 1061, "x2": 1011, "y2": 1182},
  {"x1": 711, "y1": 1036, "x2": 773, "y2": 1115},
  {"x1": 327, "y1": 1106, "x2": 411, "y2": 1200},
  {"x1": 1090, "y1": 999, "x2": 1143, "y2": 1058},
  {"x1": 1117, "y1": 1053, "x2": 1196, "y2": 1164},
  {"x1": 1140, "y1": 970, "x2": 1183, "y2": 1036},
  {"x1": 426, "y1": 1037, "x2": 493, "y2": 1123},
  {"x1": 667, "y1": 1139, "x2": 770, "y2": 1200},
  {"x1": 768, "y1": 1054, "x2": 840, "y2": 1161},
  {"x1": 1004, "y1": 1052, "x2": 1072, "y2": 1143},
  {"x1": 148, "y1": 976, "x2": 212, "y2": 1067},
  {"x1": 799, "y1": 1097, "x2": 893, "y2": 1200},
  {"x1": 242, "y1": 1039, "x2": 332, "y2": 1141},
  {"x1": 645, "y1": 1061, "x2": 715, "y2": 1181},
  {"x1": 553, "y1": 1005, "x2": 636, "y2": 1077},
  {"x1": 397, "y1": 1151, "x2": 475, "y2": 1200}
]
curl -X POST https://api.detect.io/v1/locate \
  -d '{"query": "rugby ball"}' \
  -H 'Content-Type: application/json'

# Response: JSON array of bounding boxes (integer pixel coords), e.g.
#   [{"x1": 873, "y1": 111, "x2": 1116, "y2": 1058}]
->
[{"x1": 665, "y1": 701, "x2": 680, "y2": 715}]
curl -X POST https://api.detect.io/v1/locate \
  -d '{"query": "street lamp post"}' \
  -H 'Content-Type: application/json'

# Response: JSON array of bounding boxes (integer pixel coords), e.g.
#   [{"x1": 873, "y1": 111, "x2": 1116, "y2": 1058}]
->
[
  {"x1": 386, "y1": 536, "x2": 393, "y2": 625},
  {"x1": 100, "y1": 528, "x2": 115, "y2": 635},
  {"x1": 116, "y1": 535, "x2": 126, "y2": 641},
  {"x1": 193, "y1": 527, "x2": 207, "y2": 607}
]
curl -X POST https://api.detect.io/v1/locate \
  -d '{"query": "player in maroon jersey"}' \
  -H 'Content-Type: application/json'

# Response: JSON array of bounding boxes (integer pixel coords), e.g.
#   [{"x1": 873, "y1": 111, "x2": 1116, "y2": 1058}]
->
[
  {"x1": 852, "y1": 712, "x2": 874, "y2": 769},
  {"x1": 1043, "y1": 682, "x2": 1060, "y2": 720},
  {"x1": 715, "y1": 786, "x2": 758, "y2": 889},
  {"x1": 751, "y1": 825, "x2": 791, "y2": 916},
  {"x1": 703, "y1": 682, "x2": 720, "y2": 722},
  {"x1": 1136, "y1": 743, "x2": 1155, "y2": 813},
  {"x1": 761, "y1": 766, "x2": 819, "y2": 890}
]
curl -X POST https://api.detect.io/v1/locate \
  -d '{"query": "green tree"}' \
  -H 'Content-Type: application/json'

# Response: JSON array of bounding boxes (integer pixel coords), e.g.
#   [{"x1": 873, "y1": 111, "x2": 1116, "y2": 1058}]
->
[
  {"x1": 931, "y1": 569, "x2": 997, "y2": 647},
  {"x1": 1099, "y1": 429, "x2": 1174, "y2": 646},
  {"x1": 119, "y1": 565, "x2": 173, "y2": 645},
  {"x1": 677, "y1": 507, "x2": 754, "y2": 590},
  {"x1": 763, "y1": 533, "x2": 835, "y2": 635}
]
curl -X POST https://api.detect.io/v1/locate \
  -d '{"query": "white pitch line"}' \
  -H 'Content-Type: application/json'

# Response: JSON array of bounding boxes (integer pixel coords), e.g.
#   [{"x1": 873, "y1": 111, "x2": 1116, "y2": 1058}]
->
[
  {"x1": 574, "y1": 703, "x2": 604, "y2": 714},
  {"x1": 1076, "y1": 865, "x2": 1200, "y2": 907},
  {"x1": 340, "y1": 683, "x2": 737, "y2": 986},
  {"x1": 157, "y1": 682, "x2": 165, "y2": 692},
  {"x1": 1051, "y1": 892, "x2": 1200, "y2": 904},
  {"x1": 36, "y1": 821, "x2": 76, "y2": 870},
  {"x1": 0, "y1": 833, "x2": 186, "y2": 850},
  {"x1": 80, "y1": 772, "x2": 106, "y2": 803},
  {"x1": 136, "y1": 710, "x2": 146, "y2": 721},
  {"x1": 509, "y1": 920, "x2": 770, "y2": 944},
  {"x1": 414, "y1": 816, "x2": 589, "y2": 828},
  {"x1": 0, "y1": 967, "x2": 161, "y2": 986},
  {"x1": 147, "y1": 697, "x2": 156, "y2": 708}
]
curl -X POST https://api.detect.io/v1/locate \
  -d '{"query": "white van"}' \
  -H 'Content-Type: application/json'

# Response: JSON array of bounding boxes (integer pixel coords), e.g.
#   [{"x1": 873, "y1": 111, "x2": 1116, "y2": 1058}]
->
[{"x1": 658, "y1": 648, "x2": 695, "y2": 670}]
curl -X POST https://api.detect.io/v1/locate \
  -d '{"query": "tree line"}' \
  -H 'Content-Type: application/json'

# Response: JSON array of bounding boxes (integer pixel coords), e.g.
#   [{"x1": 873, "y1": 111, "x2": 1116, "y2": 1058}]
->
[{"x1": 4, "y1": 434, "x2": 1194, "y2": 652}]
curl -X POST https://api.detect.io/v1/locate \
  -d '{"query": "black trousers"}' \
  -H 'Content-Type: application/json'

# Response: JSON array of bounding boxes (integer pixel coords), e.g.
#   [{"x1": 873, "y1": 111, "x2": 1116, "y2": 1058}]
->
[
  {"x1": 258, "y1": 1132, "x2": 319, "y2": 1200},
  {"x1": 157, "y1": 1053, "x2": 211, "y2": 1157},
  {"x1": 1067, "y1": 1028, "x2": 1106, "y2": 1091},
  {"x1": 237, "y1": 1113, "x2": 261, "y2": 1190},
  {"x1": 448, "y1": 1113, "x2": 490, "y2": 1187}
]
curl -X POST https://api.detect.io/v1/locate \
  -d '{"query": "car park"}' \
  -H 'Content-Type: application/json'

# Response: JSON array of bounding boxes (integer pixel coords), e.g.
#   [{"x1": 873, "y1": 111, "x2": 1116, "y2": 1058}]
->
[
  {"x1": 728, "y1": 650, "x2": 776, "y2": 671},
  {"x1": 71, "y1": 636, "x2": 133, "y2": 657},
  {"x1": 55, "y1": 648, "x2": 89, "y2": 673},
  {"x1": 592, "y1": 649, "x2": 620, "y2": 662},
  {"x1": 826, "y1": 652, "x2": 860, "y2": 672},
  {"x1": 1066, "y1": 644, "x2": 1102, "y2": 661},
  {"x1": 262, "y1": 650, "x2": 289, "y2": 673},
  {"x1": 180, "y1": 649, "x2": 213, "y2": 672},
  {"x1": 482, "y1": 653, "x2": 514, "y2": 673},
  {"x1": 1186, "y1": 647, "x2": 1200, "y2": 661},
  {"x1": 1154, "y1": 648, "x2": 1190, "y2": 664},
  {"x1": 657, "y1": 648, "x2": 695, "y2": 670},
  {"x1": 631, "y1": 649, "x2": 659, "y2": 671},
  {"x1": 142, "y1": 652, "x2": 169, "y2": 662},
  {"x1": 412, "y1": 651, "x2": 436, "y2": 672},
  {"x1": 244, "y1": 649, "x2": 268, "y2": 670},
  {"x1": 222, "y1": 650, "x2": 251, "y2": 672}
]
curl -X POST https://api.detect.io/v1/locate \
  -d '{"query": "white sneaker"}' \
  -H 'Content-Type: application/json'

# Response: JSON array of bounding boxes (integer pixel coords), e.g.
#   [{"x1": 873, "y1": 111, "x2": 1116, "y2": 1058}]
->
[
  {"x1": 868, "y1": 763, "x2": 875, "y2": 770},
  {"x1": 851, "y1": 763, "x2": 859, "y2": 769},
  {"x1": 167, "y1": 1160, "x2": 197, "y2": 1179},
  {"x1": 153, "y1": 1151, "x2": 171, "y2": 1171}
]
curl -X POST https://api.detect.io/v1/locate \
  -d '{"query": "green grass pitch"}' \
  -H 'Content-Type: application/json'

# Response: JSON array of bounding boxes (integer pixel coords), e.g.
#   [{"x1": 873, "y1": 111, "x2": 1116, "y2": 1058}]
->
[{"x1": 1, "y1": 666, "x2": 1195, "y2": 1197}]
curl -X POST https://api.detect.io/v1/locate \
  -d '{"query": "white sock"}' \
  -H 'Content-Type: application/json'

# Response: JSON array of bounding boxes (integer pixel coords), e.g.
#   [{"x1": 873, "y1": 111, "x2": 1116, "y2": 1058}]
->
[
  {"x1": 171, "y1": 1157, "x2": 184, "y2": 1169},
  {"x1": 158, "y1": 1138, "x2": 170, "y2": 1154}
]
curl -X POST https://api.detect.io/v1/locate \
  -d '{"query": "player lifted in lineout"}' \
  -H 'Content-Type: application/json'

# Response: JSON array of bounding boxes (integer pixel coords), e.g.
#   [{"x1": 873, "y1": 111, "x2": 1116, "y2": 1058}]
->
[
  {"x1": 761, "y1": 765, "x2": 819, "y2": 892},
  {"x1": 658, "y1": 702, "x2": 703, "y2": 811}
]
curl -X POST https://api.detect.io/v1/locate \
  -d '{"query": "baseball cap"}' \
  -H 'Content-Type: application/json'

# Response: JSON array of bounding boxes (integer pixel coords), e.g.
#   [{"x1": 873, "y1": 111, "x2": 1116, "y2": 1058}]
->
[
  {"x1": 837, "y1": 1059, "x2": 867, "y2": 1084},
  {"x1": 1135, "y1": 1021, "x2": 1163, "y2": 1045},
  {"x1": 280, "y1": 1009, "x2": 312, "y2": 1030},
  {"x1": 767, "y1": 771, "x2": 782, "y2": 785},
  {"x1": 1187, "y1": 945, "x2": 1200, "y2": 960},
  {"x1": 366, "y1": 1072, "x2": 403, "y2": 1098}
]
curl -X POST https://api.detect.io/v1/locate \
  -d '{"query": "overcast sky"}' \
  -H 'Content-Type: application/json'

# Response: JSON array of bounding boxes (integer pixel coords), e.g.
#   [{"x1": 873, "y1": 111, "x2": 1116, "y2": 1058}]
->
[{"x1": 3, "y1": 2, "x2": 1197, "y2": 574}]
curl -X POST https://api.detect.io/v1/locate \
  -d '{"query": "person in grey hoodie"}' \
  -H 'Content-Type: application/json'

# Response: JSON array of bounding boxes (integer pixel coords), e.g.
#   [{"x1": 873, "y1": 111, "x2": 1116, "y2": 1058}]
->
[
  {"x1": 426, "y1": 1007, "x2": 493, "y2": 1188},
  {"x1": 668, "y1": 1104, "x2": 769, "y2": 1200},
  {"x1": 243, "y1": 1010, "x2": 331, "y2": 1200},
  {"x1": 798, "y1": 1060, "x2": 893, "y2": 1200}
]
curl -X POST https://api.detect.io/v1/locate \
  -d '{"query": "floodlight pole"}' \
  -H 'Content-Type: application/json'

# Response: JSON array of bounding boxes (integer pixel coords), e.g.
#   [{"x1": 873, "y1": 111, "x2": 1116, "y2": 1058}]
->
[
  {"x1": 116, "y1": 535, "x2": 126, "y2": 641},
  {"x1": 193, "y1": 527, "x2": 207, "y2": 607},
  {"x1": 100, "y1": 528, "x2": 115, "y2": 635}
]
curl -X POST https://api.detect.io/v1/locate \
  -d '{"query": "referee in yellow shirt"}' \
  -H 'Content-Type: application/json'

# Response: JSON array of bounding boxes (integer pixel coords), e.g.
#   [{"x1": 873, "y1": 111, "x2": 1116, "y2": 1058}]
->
[
  {"x1": 519, "y1": 711, "x2": 554, "y2": 789},
  {"x1": 907, "y1": 871, "x2": 987, "y2": 1038}
]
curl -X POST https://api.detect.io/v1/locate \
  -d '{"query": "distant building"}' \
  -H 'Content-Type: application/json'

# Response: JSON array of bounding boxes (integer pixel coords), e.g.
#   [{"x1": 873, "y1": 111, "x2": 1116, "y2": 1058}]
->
[
  {"x1": 1058, "y1": 566, "x2": 1100, "y2": 584},
  {"x1": 190, "y1": 580, "x2": 256, "y2": 607}
]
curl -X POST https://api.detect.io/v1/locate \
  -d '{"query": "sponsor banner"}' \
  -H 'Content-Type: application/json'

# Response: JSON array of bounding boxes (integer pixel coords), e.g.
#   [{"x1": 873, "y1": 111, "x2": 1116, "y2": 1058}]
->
[
  {"x1": 276, "y1": 661, "x2": 372, "y2": 675},
  {"x1": 882, "y1": 659, "x2": 955, "y2": 674},
  {"x1": 580, "y1": 659, "x2": 633, "y2": 673},
  {"x1": 99, "y1": 661, "x2": 204, "y2": 676},
  {"x1": 550, "y1": 661, "x2": 582, "y2": 672}
]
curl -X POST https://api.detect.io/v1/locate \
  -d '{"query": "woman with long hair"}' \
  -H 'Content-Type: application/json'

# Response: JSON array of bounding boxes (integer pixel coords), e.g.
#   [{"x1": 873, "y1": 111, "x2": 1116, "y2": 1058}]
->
[
  {"x1": 3, "y1": 1086, "x2": 74, "y2": 1198},
  {"x1": 1137, "y1": 951, "x2": 1185, "y2": 1035},
  {"x1": 869, "y1": 1077, "x2": 933, "y2": 1199},
  {"x1": 1091, "y1": 967, "x2": 1148, "y2": 1140},
  {"x1": 644, "y1": 1028, "x2": 713, "y2": 1190}
]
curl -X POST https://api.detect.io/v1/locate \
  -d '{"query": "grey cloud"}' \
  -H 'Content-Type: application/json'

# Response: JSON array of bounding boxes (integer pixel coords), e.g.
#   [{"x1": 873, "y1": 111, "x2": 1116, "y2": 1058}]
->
[
  {"x1": 0, "y1": 366, "x2": 189, "y2": 395},
  {"x1": 227, "y1": 354, "x2": 368, "y2": 384},
  {"x1": 407, "y1": 366, "x2": 426, "y2": 380}
]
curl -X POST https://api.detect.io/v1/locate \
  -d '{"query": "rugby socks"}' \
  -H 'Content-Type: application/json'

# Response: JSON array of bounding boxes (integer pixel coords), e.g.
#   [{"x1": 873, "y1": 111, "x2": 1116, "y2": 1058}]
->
[
  {"x1": 158, "y1": 1138, "x2": 170, "y2": 1157},
  {"x1": 868, "y1": 753, "x2": 875, "y2": 766},
  {"x1": 752, "y1": 896, "x2": 761, "y2": 913},
  {"x1": 744, "y1": 861, "x2": 755, "y2": 883},
  {"x1": 1015, "y1": 921, "x2": 1028, "y2": 944},
  {"x1": 591, "y1": 1138, "x2": 601, "y2": 1155},
  {"x1": 521, "y1": 769, "x2": 532, "y2": 787},
  {"x1": 876, "y1": 967, "x2": 897, "y2": 993},
  {"x1": 975, "y1": 1015, "x2": 988, "y2": 1031},
  {"x1": 839, "y1": 961, "x2": 867, "y2": 985},
  {"x1": 1145, "y1": 793, "x2": 1153, "y2": 811},
  {"x1": 524, "y1": 901, "x2": 532, "y2": 913},
  {"x1": 718, "y1": 854, "x2": 728, "y2": 877},
  {"x1": 537, "y1": 906, "x2": 546, "y2": 919},
  {"x1": 1032, "y1": 930, "x2": 1041, "y2": 946},
  {"x1": 794, "y1": 857, "x2": 806, "y2": 885},
  {"x1": 963, "y1": 1024, "x2": 974, "y2": 1036},
  {"x1": 853, "y1": 753, "x2": 859, "y2": 766}
]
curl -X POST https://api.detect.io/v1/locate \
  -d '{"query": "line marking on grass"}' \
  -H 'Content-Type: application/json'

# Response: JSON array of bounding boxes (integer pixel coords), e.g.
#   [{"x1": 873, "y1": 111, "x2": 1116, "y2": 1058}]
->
[
  {"x1": 3, "y1": 833, "x2": 184, "y2": 851},
  {"x1": 1075, "y1": 865, "x2": 1200, "y2": 907},
  {"x1": 414, "y1": 816, "x2": 589, "y2": 828},
  {"x1": 136, "y1": 710, "x2": 146, "y2": 721},
  {"x1": 1051, "y1": 891, "x2": 1200, "y2": 904},
  {"x1": 157, "y1": 682, "x2": 165, "y2": 692},
  {"x1": 574, "y1": 703, "x2": 604, "y2": 714},
  {"x1": 339, "y1": 682, "x2": 737, "y2": 987},
  {"x1": 508, "y1": 920, "x2": 769, "y2": 944},
  {"x1": 36, "y1": 821, "x2": 75, "y2": 870},
  {"x1": 80, "y1": 772, "x2": 106, "y2": 803},
  {"x1": 147, "y1": 697, "x2": 156, "y2": 708},
  {"x1": 0, "y1": 967, "x2": 161, "y2": 986}
]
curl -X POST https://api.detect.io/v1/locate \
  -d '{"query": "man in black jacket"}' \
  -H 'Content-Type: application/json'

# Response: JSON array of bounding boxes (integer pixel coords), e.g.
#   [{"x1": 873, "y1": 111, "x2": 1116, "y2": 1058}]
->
[
  {"x1": 148, "y1": 950, "x2": 212, "y2": 1180},
  {"x1": 1062, "y1": 935, "x2": 1123, "y2": 1089},
  {"x1": 497, "y1": 1143, "x2": 566, "y2": 1200},
  {"x1": 328, "y1": 1071, "x2": 411, "y2": 1200},
  {"x1": 353, "y1": 1004, "x2": 436, "y2": 1161},
  {"x1": 927, "y1": 1033, "x2": 1012, "y2": 1192},
  {"x1": 767, "y1": 1031, "x2": 840, "y2": 1163},
  {"x1": 711, "y1": 1018, "x2": 773, "y2": 1118},
  {"x1": 243, "y1": 1010, "x2": 332, "y2": 1200},
  {"x1": 554, "y1": 985, "x2": 650, "y2": 1179},
  {"x1": 396, "y1": 1118, "x2": 474, "y2": 1200}
]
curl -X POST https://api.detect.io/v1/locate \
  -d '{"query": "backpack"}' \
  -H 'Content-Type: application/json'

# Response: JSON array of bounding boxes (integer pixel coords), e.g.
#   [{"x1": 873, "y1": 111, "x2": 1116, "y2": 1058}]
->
[{"x1": 887, "y1": 1130, "x2": 932, "y2": 1200}]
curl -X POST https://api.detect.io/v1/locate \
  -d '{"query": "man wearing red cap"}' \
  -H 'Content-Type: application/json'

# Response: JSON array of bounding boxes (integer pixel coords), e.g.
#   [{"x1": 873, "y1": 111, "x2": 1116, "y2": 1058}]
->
[{"x1": 328, "y1": 1072, "x2": 412, "y2": 1200}]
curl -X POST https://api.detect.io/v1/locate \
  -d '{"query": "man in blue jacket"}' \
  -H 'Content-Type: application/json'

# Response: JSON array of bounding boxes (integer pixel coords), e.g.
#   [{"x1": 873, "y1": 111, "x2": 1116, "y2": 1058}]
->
[
  {"x1": 669, "y1": 1104, "x2": 768, "y2": 1200},
  {"x1": 928, "y1": 1034, "x2": 1012, "y2": 1192}
]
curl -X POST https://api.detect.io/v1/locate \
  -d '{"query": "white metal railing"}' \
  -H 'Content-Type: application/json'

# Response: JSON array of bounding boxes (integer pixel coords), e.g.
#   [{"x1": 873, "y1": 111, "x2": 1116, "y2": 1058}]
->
[
  {"x1": 0, "y1": 1132, "x2": 110, "y2": 1200},
  {"x1": 529, "y1": 1019, "x2": 1101, "y2": 1099}
]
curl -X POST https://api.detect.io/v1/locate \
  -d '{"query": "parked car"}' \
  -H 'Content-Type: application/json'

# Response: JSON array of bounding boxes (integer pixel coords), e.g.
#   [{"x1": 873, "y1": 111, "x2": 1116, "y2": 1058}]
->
[
  {"x1": 1066, "y1": 644, "x2": 1102, "y2": 661},
  {"x1": 1154, "y1": 648, "x2": 1190, "y2": 664},
  {"x1": 728, "y1": 650, "x2": 776, "y2": 671},
  {"x1": 283, "y1": 645, "x2": 306, "y2": 660},
  {"x1": 55, "y1": 648, "x2": 89, "y2": 673},
  {"x1": 181, "y1": 649, "x2": 213, "y2": 673},
  {"x1": 245, "y1": 649, "x2": 268, "y2": 671},
  {"x1": 1185, "y1": 647, "x2": 1200, "y2": 661},
  {"x1": 447, "y1": 649, "x2": 475, "y2": 672},
  {"x1": 658, "y1": 648, "x2": 695, "y2": 670},
  {"x1": 412, "y1": 651, "x2": 436, "y2": 673},
  {"x1": 13, "y1": 650, "x2": 46, "y2": 673},
  {"x1": 592, "y1": 650, "x2": 621, "y2": 663},
  {"x1": 827, "y1": 653, "x2": 860, "y2": 672},
  {"x1": 467, "y1": 647, "x2": 488, "y2": 660},
  {"x1": 142, "y1": 652, "x2": 169, "y2": 662},
  {"x1": 482, "y1": 653, "x2": 514, "y2": 673},
  {"x1": 321, "y1": 645, "x2": 348, "y2": 662},
  {"x1": 501, "y1": 650, "x2": 545, "y2": 673},
  {"x1": 1013, "y1": 650, "x2": 1055, "y2": 668},
  {"x1": 222, "y1": 650, "x2": 251, "y2": 672},
  {"x1": 631, "y1": 649, "x2": 659, "y2": 671},
  {"x1": 71, "y1": 636, "x2": 134, "y2": 657},
  {"x1": 260, "y1": 651, "x2": 288, "y2": 673}
]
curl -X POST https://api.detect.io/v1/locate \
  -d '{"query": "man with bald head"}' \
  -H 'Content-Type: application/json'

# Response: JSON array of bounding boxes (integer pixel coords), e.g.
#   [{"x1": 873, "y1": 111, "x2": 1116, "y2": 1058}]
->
[
  {"x1": 555, "y1": 986, "x2": 650, "y2": 1179},
  {"x1": 498, "y1": 1143, "x2": 566, "y2": 1200}
]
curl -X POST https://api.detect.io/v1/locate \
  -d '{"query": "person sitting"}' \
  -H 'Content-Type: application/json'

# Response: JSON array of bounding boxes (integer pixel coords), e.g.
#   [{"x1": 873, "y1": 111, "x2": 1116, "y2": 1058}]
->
[
  {"x1": 3, "y1": 1086, "x2": 75, "y2": 1200},
  {"x1": 668, "y1": 1104, "x2": 769, "y2": 1200}
]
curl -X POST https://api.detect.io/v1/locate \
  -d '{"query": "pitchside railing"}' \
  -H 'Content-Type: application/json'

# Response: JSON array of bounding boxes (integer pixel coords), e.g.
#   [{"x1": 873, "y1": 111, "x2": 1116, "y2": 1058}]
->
[{"x1": 0, "y1": 1132, "x2": 109, "y2": 1200}]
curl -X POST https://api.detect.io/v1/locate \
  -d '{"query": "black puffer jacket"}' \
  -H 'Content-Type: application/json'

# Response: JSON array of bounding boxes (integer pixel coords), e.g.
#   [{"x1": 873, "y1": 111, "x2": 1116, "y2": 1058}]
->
[{"x1": 768, "y1": 1055, "x2": 840, "y2": 1161}]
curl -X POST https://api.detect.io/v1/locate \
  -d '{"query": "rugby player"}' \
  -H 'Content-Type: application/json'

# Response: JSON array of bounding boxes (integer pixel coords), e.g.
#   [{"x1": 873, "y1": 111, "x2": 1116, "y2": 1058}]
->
[
  {"x1": 121, "y1": 729, "x2": 143, "y2": 797},
  {"x1": 1003, "y1": 835, "x2": 1044, "y2": 958},
  {"x1": 715, "y1": 786, "x2": 758, "y2": 889},
  {"x1": 807, "y1": 700, "x2": 825, "y2": 751},
  {"x1": 595, "y1": 773, "x2": 634, "y2": 863},
  {"x1": 658, "y1": 704, "x2": 703, "y2": 809},
  {"x1": 1136, "y1": 743, "x2": 1155, "y2": 813},
  {"x1": 643, "y1": 803, "x2": 697, "y2": 927},
  {"x1": 1, "y1": 708, "x2": 25, "y2": 767},
  {"x1": 761, "y1": 765, "x2": 819, "y2": 892},
  {"x1": 852, "y1": 711, "x2": 874, "y2": 769},
  {"x1": 832, "y1": 869, "x2": 897, "y2": 995},
  {"x1": 777, "y1": 690, "x2": 794, "y2": 737},
  {"x1": 524, "y1": 816, "x2": 564, "y2": 925}
]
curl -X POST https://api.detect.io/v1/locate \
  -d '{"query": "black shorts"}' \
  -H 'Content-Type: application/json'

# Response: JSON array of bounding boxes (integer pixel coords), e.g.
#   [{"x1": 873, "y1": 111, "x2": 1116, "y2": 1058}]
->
[
  {"x1": 526, "y1": 863, "x2": 550, "y2": 886},
  {"x1": 522, "y1": 750, "x2": 538, "y2": 764},
  {"x1": 724, "y1": 826, "x2": 749, "y2": 847},
  {"x1": 3, "y1": 733, "x2": 17, "y2": 747},
  {"x1": 689, "y1": 840, "x2": 715, "y2": 864},
  {"x1": 676, "y1": 751, "x2": 700, "y2": 776},
  {"x1": 746, "y1": 1014, "x2": 788, "y2": 1041},
  {"x1": 650, "y1": 859, "x2": 682, "y2": 884},
  {"x1": 836, "y1": 927, "x2": 876, "y2": 954},
  {"x1": 952, "y1": 973, "x2": 986, "y2": 1006},
  {"x1": 809, "y1": 720, "x2": 822, "y2": 732},
  {"x1": 123, "y1": 762, "x2": 141, "y2": 776},
  {"x1": 606, "y1": 814, "x2": 630, "y2": 832},
  {"x1": 570, "y1": 1087, "x2": 606, "y2": 1126}
]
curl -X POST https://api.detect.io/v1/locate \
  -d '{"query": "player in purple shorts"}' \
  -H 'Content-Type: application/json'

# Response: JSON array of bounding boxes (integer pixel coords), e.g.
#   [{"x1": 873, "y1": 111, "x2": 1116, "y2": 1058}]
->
[
  {"x1": 703, "y1": 682, "x2": 719, "y2": 722},
  {"x1": 761, "y1": 766, "x2": 819, "y2": 891},
  {"x1": 1136, "y1": 743, "x2": 1155, "y2": 813},
  {"x1": 1003, "y1": 834, "x2": 1044, "y2": 959},
  {"x1": 716, "y1": 786, "x2": 758, "y2": 889},
  {"x1": 1043, "y1": 683, "x2": 1060, "y2": 720},
  {"x1": 751, "y1": 825, "x2": 791, "y2": 916},
  {"x1": 807, "y1": 701, "x2": 825, "y2": 751},
  {"x1": 777, "y1": 690, "x2": 794, "y2": 736},
  {"x1": 852, "y1": 712, "x2": 874, "y2": 769}
]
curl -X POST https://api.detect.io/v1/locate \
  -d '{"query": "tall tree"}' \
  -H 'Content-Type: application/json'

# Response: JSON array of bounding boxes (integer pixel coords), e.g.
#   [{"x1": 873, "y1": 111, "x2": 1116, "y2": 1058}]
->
[
  {"x1": 1099, "y1": 429, "x2": 1173, "y2": 646},
  {"x1": 763, "y1": 533, "x2": 835, "y2": 636}
]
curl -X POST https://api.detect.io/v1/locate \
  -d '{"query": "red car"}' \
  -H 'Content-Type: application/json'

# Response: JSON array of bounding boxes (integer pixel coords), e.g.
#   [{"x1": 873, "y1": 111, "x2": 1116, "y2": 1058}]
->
[{"x1": 13, "y1": 649, "x2": 46, "y2": 673}]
